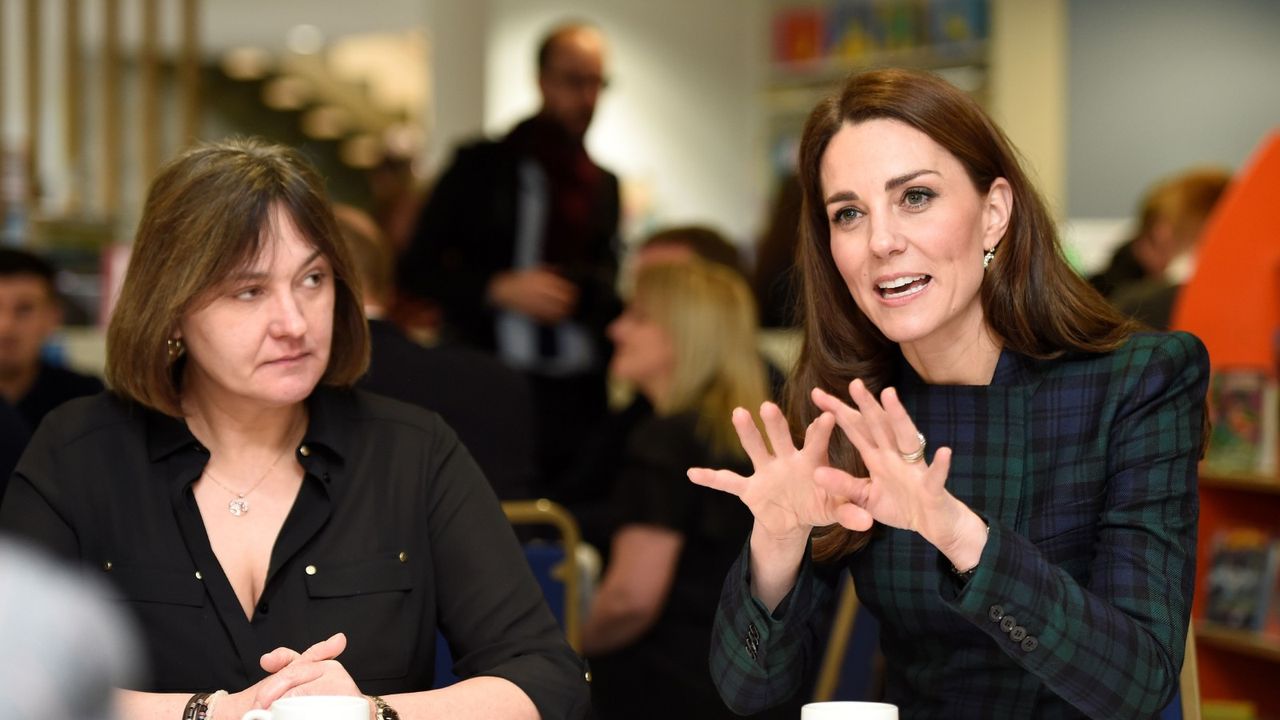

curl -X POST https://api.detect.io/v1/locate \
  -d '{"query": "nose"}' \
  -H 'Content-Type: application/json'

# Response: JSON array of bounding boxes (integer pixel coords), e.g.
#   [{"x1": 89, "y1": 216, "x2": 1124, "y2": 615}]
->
[
  {"x1": 269, "y1": 290, "x2": 308, "y2": 338},
  {"x1": 867, "y1": 214, "x2": 906, "y2": 258}
]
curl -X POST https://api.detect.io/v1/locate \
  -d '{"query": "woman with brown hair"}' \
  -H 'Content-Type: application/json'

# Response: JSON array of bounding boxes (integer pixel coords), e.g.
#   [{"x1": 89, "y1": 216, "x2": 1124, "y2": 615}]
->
[
  {"x1": 690, "y1": 69, "x2": 1209, "y2": 718},
  {"x1": 0, "y1": 139, "x2": 587, "y2": 720}
]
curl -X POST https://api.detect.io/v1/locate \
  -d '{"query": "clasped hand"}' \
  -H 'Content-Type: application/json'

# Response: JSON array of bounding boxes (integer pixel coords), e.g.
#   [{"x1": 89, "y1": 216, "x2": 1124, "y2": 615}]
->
[
  {"x1": 234, "y1": 632, "x2": 364, "y2": 712},
  {"x1": 689, "y1": 379, "x2": 966, "y2": 553}
]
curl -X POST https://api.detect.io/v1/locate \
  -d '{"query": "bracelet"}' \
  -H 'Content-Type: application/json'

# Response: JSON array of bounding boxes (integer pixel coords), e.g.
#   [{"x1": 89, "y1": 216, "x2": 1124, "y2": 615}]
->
[
  {"x1": 369, "y1": 695, "x2": 400, "y2": 720},
  {"x1": 182, "y1": 690, "x2": 227, "y2": 720}
]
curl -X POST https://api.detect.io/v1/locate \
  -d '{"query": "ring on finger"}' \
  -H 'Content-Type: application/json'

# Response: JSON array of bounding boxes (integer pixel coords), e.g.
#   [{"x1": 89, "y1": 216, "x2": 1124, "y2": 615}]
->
[{"x1": 900, "y1": 431, "x2": 926, "y2": 463}]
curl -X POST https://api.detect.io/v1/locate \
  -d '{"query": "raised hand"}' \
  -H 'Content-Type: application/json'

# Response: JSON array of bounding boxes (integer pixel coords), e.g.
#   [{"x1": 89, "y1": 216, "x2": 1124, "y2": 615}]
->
[
  {"x1": 810, "y1": 380, "x2": 972, "y2": 555},
  {"x1": 687, "y1": 401, "x2": 873, "y2": 543}
]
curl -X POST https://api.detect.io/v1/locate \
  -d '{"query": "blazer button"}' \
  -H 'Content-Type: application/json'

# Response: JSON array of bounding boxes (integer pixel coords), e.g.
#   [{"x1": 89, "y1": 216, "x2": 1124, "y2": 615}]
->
[
  {"x1": 745, "y1": 622, "x2": 761, "y2": 660},
  {"x1": 1021, "y1": 636, "x2": 1039, "y2": 652},
  {"x1": 988, "y1": 605, "x2": 1004, "y2": 622},
  {"x1": 1010, "y1": 626, "x2": 1027, "y2": 642},
  {"x1": 1000, "y1": 616, "x2": 1016, "y2": 633}
]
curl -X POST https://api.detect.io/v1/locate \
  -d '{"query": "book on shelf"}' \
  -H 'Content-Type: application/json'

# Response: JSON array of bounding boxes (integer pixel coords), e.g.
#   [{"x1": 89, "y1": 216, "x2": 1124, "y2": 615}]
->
[
  {"x1": 1203, "y1": 527, "x2": 1280, "y2": 632},
  {"x1": 1203, "y1": 370, "x2": 1278, "y2": 477}
]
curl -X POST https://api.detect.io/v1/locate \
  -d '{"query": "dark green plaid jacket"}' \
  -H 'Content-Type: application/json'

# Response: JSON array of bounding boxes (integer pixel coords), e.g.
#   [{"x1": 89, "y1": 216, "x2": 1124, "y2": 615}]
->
[{"x1": 710, "y1": 332, "x2": 1209, "y2": 719}]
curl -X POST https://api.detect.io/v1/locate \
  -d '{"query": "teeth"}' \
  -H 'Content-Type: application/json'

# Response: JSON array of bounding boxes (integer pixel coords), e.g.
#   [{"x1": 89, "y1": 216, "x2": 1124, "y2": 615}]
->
[{"x1": 878, "y1": 275, "x2": 926, "y2": 290}]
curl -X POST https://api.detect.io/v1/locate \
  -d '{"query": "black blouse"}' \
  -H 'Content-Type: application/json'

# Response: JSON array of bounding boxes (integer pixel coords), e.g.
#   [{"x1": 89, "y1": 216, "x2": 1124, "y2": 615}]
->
[{"x1": 0, "y1": 387, "x2": 589, "y2": 719}]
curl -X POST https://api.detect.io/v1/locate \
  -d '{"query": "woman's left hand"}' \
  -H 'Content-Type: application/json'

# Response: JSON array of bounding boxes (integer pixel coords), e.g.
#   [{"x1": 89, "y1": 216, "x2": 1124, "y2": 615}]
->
[
  {"x1": 810, "y1": 380, "x2": 971, "y2": 555},
  {"x1": 250, "y1": 633, "x2": 364, "y2": 709}
]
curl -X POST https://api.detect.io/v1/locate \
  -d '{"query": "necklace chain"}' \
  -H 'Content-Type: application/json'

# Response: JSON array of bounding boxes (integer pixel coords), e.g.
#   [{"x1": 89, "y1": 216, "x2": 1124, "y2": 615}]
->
[{"x1": 201, "y1": 439, "x2": 297, "y2": 517}]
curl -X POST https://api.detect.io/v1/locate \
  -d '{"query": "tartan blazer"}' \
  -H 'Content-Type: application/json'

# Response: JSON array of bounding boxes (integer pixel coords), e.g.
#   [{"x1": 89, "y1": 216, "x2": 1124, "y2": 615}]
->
[{"x1": 710, "y1": 332, "x2": 1209, "y2": 719}]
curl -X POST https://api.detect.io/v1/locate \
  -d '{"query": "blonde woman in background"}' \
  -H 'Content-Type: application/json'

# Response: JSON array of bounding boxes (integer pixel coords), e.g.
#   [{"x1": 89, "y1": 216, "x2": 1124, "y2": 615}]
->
[{"x1": 581, "y1": 260, "x2": 796, "y2": 720}]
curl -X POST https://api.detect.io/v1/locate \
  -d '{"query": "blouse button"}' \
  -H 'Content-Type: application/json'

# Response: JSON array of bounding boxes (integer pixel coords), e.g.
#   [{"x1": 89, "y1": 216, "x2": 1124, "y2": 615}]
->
[
  {"x1": 305, "y1": 564, "x2": 317, "y2": 575},
  {"x1": 299, "y1": 445, "x2": 311, "y2": 457},
  {"x1": 398, "y1": 551, "x2": 408, "y2": 563}
]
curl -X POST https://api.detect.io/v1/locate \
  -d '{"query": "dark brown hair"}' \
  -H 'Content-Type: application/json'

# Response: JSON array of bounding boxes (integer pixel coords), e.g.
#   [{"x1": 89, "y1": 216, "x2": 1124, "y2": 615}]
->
[
  {"x1": 792, "y1": 69, "x2": 1138, "y2": 561},
  {"x1": 641, "y1": 225, "x2": 746, "y2": 277},
  {"x1": 106, "y1": 138, "x2": 369, "y2": 417}
]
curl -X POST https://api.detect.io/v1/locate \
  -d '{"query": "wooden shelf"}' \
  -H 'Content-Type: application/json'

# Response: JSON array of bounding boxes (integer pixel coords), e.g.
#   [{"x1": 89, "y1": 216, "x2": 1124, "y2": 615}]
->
[
  {"x1": 1200, "y1": 472, "x2": 1280, "y2": 494},
  {"x1": 1196, "y1": 621, "x2": 1280, "y2": 663}
]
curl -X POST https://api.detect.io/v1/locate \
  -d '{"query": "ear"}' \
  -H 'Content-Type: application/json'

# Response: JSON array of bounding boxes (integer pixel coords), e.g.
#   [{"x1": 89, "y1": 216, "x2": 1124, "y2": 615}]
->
[{"x1": 982, "y1": 177, "x2": 1014, "y2": 252}]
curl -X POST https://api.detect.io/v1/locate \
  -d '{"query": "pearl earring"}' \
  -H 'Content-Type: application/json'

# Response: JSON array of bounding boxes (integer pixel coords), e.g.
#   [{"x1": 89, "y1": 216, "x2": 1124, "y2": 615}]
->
[{"x1": 983, "y1": 248, "x2": 995, "y2": 270}]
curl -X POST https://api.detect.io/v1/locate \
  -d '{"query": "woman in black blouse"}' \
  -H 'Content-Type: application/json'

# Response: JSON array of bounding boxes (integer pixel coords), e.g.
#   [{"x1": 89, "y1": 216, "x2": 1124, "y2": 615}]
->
[
  {"x1": 581, "y1": 260, "x2": 796, "y2": 719},
  {"x1": 0, "y1": 139, "x2": 587, "y2": 720}
]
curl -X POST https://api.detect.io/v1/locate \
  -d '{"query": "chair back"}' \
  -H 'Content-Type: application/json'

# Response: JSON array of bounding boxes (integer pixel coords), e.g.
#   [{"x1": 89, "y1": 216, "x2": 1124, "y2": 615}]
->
[
  {"x1": 813, "y1": 573, "x2": 881, "y2": 701},
  {"x1": 433, "y1": 499, "x2": 583, "y2": 689}
]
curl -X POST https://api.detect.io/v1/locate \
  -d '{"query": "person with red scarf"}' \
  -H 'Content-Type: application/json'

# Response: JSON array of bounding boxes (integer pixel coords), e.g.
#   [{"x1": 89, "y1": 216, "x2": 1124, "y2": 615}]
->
[{"x1": 400, "y1": 22, "x2": 621, "y2": 497}]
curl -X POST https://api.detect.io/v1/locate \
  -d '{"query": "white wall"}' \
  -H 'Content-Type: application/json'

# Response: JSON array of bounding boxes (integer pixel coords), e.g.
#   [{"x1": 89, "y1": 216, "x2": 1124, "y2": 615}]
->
[
  {"x1": 1067, "y1": 0, "x2": 1280, "y2": 219},
  {"x1": 479, "y1": 0, "x2": 769, "y2": 245}
]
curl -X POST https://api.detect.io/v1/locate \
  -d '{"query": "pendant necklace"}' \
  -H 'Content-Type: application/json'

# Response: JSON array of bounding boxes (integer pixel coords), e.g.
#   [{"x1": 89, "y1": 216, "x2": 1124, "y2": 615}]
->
[{"x1": 202, "y1": 442, "x2": 295, "y2": 517}]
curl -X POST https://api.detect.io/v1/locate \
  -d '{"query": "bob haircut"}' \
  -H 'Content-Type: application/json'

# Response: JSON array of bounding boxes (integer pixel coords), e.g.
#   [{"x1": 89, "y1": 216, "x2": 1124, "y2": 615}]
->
[
  {"x1": 791, "y1": 69, "x2": 1137, "y2": 560},
  {"x1": 106, "y1": 138, "x2": 369, "y2": 417}
]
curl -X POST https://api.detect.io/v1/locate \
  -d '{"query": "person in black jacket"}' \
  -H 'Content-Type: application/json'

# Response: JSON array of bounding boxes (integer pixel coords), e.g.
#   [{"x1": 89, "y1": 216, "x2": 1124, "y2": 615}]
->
[
  {"x1": 399, "y1": 22, "x2": 621, "y2": 497},
  {"x1": 0, "y1": 248, "x2": 103, "y2": 433},
  {"x1": 337, "y1": 204, "x2": 536, "y2": 501}
]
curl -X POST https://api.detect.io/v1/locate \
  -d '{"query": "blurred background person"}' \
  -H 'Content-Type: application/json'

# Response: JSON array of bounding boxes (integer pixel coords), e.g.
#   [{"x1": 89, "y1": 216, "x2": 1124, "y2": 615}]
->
[
  {"x1": 560, "y1": 225, "x2": 781, "y2": 555},
  {"x1": 0, "y1": 399, "x2": 29, "y2": 503},
  {"x1": 0, "y1": 248, "x2": 103, "y2": 434},
  {"x1": 1089, "y1": 168, "x2": 1231, "y2": 329},
  {"x1": 581, "y1": 259, "x2": 800, "y2": 720},
  {"x1": 398, "y1": 21, "x2": 621, "y2": 500},
  {"x1": 0, "y1": 139, "x2": 588, "y2": 720},
  {"x1": 0, "y1": 538, "x2": 140, "y2": 720},
  {"x1": 338, "y1": 203, "x2": 537, "y2": 501}
]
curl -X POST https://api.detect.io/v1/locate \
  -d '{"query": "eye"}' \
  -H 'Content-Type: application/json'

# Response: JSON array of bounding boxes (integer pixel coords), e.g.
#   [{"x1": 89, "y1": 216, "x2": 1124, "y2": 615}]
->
[
  {"x1": 902, "y1": 187, "x2": 936, "y2": 210},
  {"x1": 301, "y1": 270, "x2": 326, "y2": 288},
  {"x1": 233, "y1": 286, "x2": 263, "y2": 301},
  {"x1": 831, "y1": 206, "x2": 863, "y2": 228}
]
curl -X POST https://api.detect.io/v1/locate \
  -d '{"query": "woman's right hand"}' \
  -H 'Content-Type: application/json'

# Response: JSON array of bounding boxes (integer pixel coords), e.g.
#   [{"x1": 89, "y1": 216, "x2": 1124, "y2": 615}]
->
[
  {"x1": 217, "y1": 633, "x2": 353, "y2": 718},
  {"x1": 688, "y1": 402, "x2": 873, "y2": 545}
]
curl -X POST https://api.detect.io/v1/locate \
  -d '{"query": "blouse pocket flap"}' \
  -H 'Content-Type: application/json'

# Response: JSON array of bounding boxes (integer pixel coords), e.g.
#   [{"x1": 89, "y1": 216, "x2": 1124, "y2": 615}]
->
[
  {"x1": 111, "y1": 566, "x2": 206, "y2": 607},
  {"x1": 304, "y1": 557, "x2": 413, "y2": 598}
]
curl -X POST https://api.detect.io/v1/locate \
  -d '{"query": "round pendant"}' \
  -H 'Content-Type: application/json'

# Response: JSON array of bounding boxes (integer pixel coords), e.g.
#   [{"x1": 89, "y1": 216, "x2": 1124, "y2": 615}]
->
[{"x1": 228, "y1": 497, "x2": 250, "y2": 516}]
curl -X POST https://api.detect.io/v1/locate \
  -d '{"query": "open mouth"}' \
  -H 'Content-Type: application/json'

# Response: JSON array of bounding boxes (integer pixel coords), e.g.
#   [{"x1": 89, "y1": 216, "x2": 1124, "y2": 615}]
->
[{"x1": 877, "y1": 274, "x2": 932, "y2": 299}]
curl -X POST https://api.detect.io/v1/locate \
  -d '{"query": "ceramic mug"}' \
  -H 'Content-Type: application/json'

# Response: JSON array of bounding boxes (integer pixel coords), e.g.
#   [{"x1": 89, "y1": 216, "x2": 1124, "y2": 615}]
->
[
  {"x1": 241, "y1": 695, "x2": 370, "y2": 720},
  {"x1": 801, "y1": 701, "x2": 899, "y2": 719}
]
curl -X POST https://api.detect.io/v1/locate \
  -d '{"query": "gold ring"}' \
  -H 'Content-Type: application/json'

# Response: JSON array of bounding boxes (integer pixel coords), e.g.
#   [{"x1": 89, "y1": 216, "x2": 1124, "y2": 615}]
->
[{"x1": 900, "y1": 431, "x2": 926, "y2": 463}]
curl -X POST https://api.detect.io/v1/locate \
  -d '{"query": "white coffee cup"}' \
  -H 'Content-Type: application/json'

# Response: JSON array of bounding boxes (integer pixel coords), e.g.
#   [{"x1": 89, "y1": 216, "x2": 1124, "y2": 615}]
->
[
  {"x1": 801, "y1": 701, "x2": 899, "y2": 719},
  {"x1": 241, "y1": 695, "x2": 370, "y2": 720}
]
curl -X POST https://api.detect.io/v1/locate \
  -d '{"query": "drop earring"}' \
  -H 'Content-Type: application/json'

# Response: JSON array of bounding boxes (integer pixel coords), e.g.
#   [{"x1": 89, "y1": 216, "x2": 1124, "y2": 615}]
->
[
  {"x1": 167, "y1": 337, "x2": 185, "y2": 361},
  {"x1": 983, "y1": 248, "x2": 995, "y2": 270}
]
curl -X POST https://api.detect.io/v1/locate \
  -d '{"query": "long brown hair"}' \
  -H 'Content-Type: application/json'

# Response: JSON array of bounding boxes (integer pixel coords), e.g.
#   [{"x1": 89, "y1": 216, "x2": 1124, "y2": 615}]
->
[
  {"x1": 107, "y1": 138, "x2": 369, "y2": 417},
  {"x1": 792, "y1": 69, "x2": 1138, "y2": 561}
]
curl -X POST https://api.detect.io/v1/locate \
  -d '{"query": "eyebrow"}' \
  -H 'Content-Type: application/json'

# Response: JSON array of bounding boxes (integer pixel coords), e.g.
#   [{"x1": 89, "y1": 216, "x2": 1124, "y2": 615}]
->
[
  {"x1": 229, "y1": 249, "x2": 324, "y2": 282},
  {"x1": 824, "y1": 169, "x2": 941, "y2": 206}
]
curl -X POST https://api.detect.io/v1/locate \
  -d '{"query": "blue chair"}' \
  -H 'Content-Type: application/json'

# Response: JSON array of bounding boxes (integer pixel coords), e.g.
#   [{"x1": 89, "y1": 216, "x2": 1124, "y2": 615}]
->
[{"x1": 434, "y1": 499, "x2": 583, "y2": 688}]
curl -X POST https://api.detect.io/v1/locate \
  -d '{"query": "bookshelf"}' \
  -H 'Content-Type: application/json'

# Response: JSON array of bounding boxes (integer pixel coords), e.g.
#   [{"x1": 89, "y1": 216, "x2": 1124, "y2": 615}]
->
[
  {"x1": 1194, "y1": 470, "x2": 1280, "y2": 718},
  {"x1": 763, "y1": 0, "x2": 990, "y2": 180}
]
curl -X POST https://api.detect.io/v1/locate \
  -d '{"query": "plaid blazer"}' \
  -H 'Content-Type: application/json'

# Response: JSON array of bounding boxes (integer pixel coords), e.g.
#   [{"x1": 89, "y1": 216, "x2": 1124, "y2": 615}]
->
[{"x1": 710, "y1": 332, "x2": 1209, "y2": 719}]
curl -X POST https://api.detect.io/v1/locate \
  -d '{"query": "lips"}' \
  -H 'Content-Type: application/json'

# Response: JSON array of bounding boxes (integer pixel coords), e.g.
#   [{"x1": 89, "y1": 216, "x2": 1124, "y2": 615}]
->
[{"x1": 877, "y1": 274, "x2": 931, "y2": 299}]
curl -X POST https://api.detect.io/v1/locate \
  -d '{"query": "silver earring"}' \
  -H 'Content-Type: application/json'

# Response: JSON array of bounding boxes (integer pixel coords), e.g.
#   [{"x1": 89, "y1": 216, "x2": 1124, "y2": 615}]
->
[
  {"x1": 167, "y1": 337, "x2": 185, "y2": 361},
  {"x1": 983, "y1": 248, "x2": 995, "y2": 270}
]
